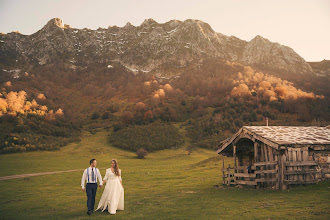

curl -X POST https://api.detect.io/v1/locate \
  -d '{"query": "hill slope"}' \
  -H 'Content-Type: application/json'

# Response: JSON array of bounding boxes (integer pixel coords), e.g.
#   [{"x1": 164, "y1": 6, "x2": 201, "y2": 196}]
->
[{"x1": 0, "y1": 130, "x2": 329, "y2": 219}]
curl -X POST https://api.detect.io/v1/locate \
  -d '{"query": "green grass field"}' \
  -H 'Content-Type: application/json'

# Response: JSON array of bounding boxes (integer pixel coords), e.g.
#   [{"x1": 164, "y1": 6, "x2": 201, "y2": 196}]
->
[{"x1": 0, "y1": 129, "x2": 329, "y2": 219}]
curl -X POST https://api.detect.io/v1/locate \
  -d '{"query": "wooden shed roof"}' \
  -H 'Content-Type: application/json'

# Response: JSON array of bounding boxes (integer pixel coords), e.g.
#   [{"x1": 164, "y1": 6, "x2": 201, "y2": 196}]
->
[{"x1": 216, "y1": 126, "x2": 330, "y2": 154}]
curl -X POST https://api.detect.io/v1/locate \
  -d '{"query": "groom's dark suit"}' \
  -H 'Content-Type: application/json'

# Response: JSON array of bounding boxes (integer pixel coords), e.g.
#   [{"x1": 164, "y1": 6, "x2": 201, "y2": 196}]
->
[{"x1": 81, "y1": 167, "x2": 103, "y2": 213}]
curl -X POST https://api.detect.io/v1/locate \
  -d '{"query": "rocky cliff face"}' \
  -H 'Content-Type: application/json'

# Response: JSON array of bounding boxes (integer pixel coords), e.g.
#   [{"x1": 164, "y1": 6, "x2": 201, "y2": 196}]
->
[
  {"x1": 308, "y1": 60, "x2": 330, "y2": 77},
  {"x1": 0, "y1": 18, "x2": 314, "y2": 75}
]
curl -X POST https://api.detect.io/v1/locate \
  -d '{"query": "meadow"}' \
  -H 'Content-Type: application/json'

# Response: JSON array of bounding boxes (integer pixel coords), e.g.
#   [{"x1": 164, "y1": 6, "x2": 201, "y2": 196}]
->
[{"x1": 0, "y1": 129, "x2": 329, "y2": 219}]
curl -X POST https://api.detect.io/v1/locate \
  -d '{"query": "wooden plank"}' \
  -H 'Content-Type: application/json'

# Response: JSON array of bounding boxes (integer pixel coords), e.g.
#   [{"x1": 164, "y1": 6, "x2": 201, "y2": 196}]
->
[
  {"x1": 222, "y1": 156, "x2": 225, "y2": 185},
  {"x1": 254, "y1": 161, "x2": 278, "y2": 166},
  {"x1": 255, "y1": 169, "x2": 278, "y2": 174},
  {"x1": 236, "y1": 180, "x2": 257, "y2": 185},
  {"x1": 254, "y1": 142, "x2": 259, "y2": 162},
  {"x1": 302, "y1": 149, "x2": 309, "y2": 161},
  {"x1": 234, "y1": 173, "x2": 256, "y2": 178},
  {"x1": 227, "y1": 164, "x2": 231, "y2": 186},
  {"x1": 268, "y1": 145, "x2": 273, "y2": 161},
  {"x1": 268, "y1": 145, "x2": 274, "y2": 188},
  {"x1": 302, "y1": 149, "x2": 310, "y2": 182},
  {"x1": 242, "y1": 127, "x2": 279, "y2": 149},
  {"x1": 260, "y1": 142, "x2": 265, "y2": 162},
  {"x1": 233, "y1": 145, "x2": 237, "y2": 168},
  {"x1": 284, "y1": 179, "x2": 318, "y2": 184},
  {"x1": 284, "y1": 170, "x2": 318, "y2": 174},
  {"x1": 216, "y1": 127, "x2": 243, "y2": 154},
  {"x1": 287, "y1": 148, "x2": 293, "y2": 182},
  {"x1": 280, "y1": 154, "x2": 286, "y2": 190},
  {"x1": 235, "y1": 166, "x2": 248, "y2": 171},
  {"x1": 264, "y1": 143, "x2": 269, "y2": 162},
  {"x1": 255, "y1": 178, "x2": 278, "y2": 182},
  {"x1": 292, "y1": 148, "x2": 298, "y2": 181},
  {"x1": 284, "y1": 161, "x2": 318, "y2": 166},
  {"x1": 296, "y1": 148, "x2": 302, "y2": 181},
  {"x1": 264, "y1": 144, "x2": 269, "y2": 188}
]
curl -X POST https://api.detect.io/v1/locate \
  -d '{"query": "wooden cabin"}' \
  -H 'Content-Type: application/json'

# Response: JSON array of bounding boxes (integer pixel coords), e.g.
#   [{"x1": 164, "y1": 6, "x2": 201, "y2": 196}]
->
[{"x1": 216, "y1": 126, "x2": 330, "y2": 190}]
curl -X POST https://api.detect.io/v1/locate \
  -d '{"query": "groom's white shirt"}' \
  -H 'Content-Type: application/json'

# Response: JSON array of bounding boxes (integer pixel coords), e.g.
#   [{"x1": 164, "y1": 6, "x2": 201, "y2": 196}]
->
[{"x1": 81, "y1": 167, "x2": 103, "y2": 189}]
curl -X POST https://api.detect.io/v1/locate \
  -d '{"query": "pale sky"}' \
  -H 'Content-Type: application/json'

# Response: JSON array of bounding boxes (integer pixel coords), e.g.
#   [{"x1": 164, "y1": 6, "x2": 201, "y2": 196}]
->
[{"x1": 0, "y1": 0, "x2": 329, "y2": 61}]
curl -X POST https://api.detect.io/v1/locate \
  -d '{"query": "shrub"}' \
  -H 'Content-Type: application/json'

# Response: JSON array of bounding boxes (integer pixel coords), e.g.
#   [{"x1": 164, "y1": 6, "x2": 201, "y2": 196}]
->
[
  {"x1": 136, "y1": 148, "x2": 148, "y2": 159},
  {"x1": 91, "y1": 112, "x2": 100, "y2": 120},
  {"x1": 109, "y1": 123, "x2": 184, "y2": 152},
  {"x1": 113, "y1": 123, "x2": 123, "y2": 132},
  {"x1": 102, "y1": 112, "x2": 110, "y2": 120}
]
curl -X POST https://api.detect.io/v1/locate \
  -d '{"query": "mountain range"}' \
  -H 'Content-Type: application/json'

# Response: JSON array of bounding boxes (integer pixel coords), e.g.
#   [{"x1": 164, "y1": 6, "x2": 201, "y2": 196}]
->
[{"x1": 0, "y1": 18, "x2": 317, "y2": 78}]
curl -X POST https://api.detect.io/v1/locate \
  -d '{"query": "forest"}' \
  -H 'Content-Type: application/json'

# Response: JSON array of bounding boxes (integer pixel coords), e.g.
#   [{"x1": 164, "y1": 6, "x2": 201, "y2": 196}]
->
[{"x1": 0, "y1": 58, "x2": 329, "y2": 153}]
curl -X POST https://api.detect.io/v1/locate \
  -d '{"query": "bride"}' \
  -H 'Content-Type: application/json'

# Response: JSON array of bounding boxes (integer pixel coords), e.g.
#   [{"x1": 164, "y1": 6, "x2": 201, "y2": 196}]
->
[{"x1": 95, "y1": 159, "x2": 124, "y2": 214}]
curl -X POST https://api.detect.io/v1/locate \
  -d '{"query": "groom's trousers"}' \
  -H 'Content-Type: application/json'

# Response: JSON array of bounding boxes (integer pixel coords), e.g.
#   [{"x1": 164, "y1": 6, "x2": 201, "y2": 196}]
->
[{"x1": 86, "y1": 183, "x2": 98, "y2": 212}]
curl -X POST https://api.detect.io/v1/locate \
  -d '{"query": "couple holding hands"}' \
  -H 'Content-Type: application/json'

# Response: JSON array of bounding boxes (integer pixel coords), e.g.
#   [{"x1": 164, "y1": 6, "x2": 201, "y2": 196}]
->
[{"x1": 81, "y1": 158, "x2": 124, "y2": 215}]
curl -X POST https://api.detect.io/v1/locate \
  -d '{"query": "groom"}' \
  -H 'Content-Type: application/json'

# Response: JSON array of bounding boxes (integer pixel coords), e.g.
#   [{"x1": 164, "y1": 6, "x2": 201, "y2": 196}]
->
[{"x1": 81, "y1": 159, "x2": 103, "y2": 215}]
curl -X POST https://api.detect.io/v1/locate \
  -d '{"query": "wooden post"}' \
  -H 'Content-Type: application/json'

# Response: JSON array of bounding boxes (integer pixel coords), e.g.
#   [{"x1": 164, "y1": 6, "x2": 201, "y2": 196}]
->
[
  {"x1": 267, "y1": 146, "x2": 273, "y2": 188},
  {"x1": 222, "y1": 155, "x2": 225, "y2": 185},
  {"x1": 302, "y1": 147, "x2": 310, "y2": 181},
  {"x1": 254, "y1": 142, "x2": 259, "y2": 163},
  {"x1": 287, "y1": 148, "x2": 293, "y2": 187},
  {"x1": 260, "y1": 143, "x2": 265, "y2": 162},
  {"x1": 292, "y1": 148, "x2": 298, "y2": 182},
  {"x1": 227, "y1": 164, "x2": 231, "y2": 186},
  {"x1": 281, "y1": 154, "x2": 287, "y2": 190},
  {"x1": 296, "y1": 148, "x2": 302, "y2": 182},
  {"x1": 233, "y1": 145, "x2": 237, "y2": 168},
  {"x1": 263, "y1": 144, "x2": 269, "y2": 188},
  {"x1": 264, "y1": 144, "x2": 269, "y2": 162}
]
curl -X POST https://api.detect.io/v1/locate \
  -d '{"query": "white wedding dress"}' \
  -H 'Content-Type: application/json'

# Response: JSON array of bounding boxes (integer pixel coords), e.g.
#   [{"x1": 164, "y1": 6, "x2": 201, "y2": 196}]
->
[{"x1": 95, "y1": 168, "x2": 124, "y2": 214}]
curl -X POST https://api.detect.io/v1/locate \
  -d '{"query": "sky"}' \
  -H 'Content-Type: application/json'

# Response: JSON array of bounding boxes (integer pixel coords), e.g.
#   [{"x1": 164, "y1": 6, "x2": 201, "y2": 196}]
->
[{"x1": 0, "y1": 0, "x2": 329, "y2": 61}]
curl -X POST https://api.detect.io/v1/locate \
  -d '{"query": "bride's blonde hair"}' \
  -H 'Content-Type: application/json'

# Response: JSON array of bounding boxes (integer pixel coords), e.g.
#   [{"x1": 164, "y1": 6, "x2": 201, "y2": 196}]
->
[{"x1": 111, "y1": 159, "x2": 120, "y2": 176}]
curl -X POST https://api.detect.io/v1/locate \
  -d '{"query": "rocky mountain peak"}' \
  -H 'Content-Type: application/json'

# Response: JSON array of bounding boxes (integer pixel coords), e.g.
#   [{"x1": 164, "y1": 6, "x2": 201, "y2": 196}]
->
[
  {"x1": 141, "y1": 18, "x2": 158, "y2": 27},
  {"x1": 251, "y1": 35, "x2": 268, "y2": 43},
  {"x1": 242, "y1": 34, "x2": 313, "y2": 74},
  {"x1": 43, "y1": 18, "x2": 65, "y2": 29},
  {"x1": 0, "y1": 17, "x2": 315, "y2": 76},
  {"x1": 123, "y1": 22, "x2": 135, "y2": 29}
]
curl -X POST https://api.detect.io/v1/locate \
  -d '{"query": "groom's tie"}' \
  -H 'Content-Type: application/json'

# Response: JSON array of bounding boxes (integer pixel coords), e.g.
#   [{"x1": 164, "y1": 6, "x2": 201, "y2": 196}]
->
[{"x1": 91, "y1": 168, "x2": 95, "y2": 182}]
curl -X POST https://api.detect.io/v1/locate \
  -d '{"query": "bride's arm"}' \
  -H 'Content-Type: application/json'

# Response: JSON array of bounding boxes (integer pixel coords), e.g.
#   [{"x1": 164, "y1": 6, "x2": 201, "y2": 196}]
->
[
  {"x1": 119, "y1": 169, "x2": 123, "y2": 186},
  {"x1": 103, "y1": 169, "x2": 109, "y2": 184}
]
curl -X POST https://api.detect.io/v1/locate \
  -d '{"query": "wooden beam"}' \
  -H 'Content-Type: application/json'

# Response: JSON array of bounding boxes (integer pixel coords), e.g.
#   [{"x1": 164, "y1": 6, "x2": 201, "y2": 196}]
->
[
  {"x1": 234, "y1": 173, "x2": 256, "y2": 178},
  {"x1": 233, "y1": 145, "x2": 237, "y2": 168},
  {"x1": 260, "y1": 143, "x2": 265, "y2": 162},
  {"x1": 216, "y1": 126, "x2": 280, "y2": 155},
  {"x1": 284, "y1": 179, "x2": 318, "y2": 184},
  {"x1": 254, "y1": 170, "x2": 278, "y2": 174},
  {"x1": 222, "y1": 156, "x2": 225, "y2": 185},
  {"x1": 216, "y1": 127, "x2": 243, "y2": 154},
  {"x1": 280, "y1": 154, "x2": 287, "y2": 190},
  {"x1": 284, "y1": 161, "x2": 318, "y2": 166},
  {"x1": 284, "y1": 170, "x2": 318, "y2": 174},
  {"x1": 254, "y1": 161, "x2": 278, "y2": 166},
  {"x1": 255, "y1": 178, "x2": 278, "y2": 182},
  {"x1": 235, "y1": 166, "x2": 249, "y2": 171},
  {"x1": 268, "y1": 146, "x2": 274, "y2": 162},
  {"x1": 236, "y1": 180, "x2": 257, "y2": 185},
  {"x1": 243, "y1": 127, "x2": 279, "y2": 149},
  {"x1": 254, "y1": 142, "x2": 259, "y2": 162},
  {"x1": 264, "y1": 143, "x2": 269, "y2": 162}
]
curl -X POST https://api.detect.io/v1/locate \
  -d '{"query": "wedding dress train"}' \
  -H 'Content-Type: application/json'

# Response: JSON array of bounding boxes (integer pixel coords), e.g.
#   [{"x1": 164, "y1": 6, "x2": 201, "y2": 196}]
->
[{"x1": 95, "y1": 168, "x2": 124, "y2": 214}]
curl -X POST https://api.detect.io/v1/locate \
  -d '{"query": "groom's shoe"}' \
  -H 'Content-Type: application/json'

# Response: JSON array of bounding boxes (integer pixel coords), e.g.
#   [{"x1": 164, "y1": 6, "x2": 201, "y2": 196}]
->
[{"x1": 87, "y1": 211, "x2": 91, "y2": 215}]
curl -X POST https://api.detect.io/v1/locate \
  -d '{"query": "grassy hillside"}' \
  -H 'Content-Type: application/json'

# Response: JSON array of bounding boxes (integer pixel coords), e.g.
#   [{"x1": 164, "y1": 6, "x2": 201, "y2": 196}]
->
[
  {"x1": 1, "y1": 58, "x2": 329, "y2": 155},
  {"x1": 0, "y1": 130, "x2": 329, "y2": 219}
]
